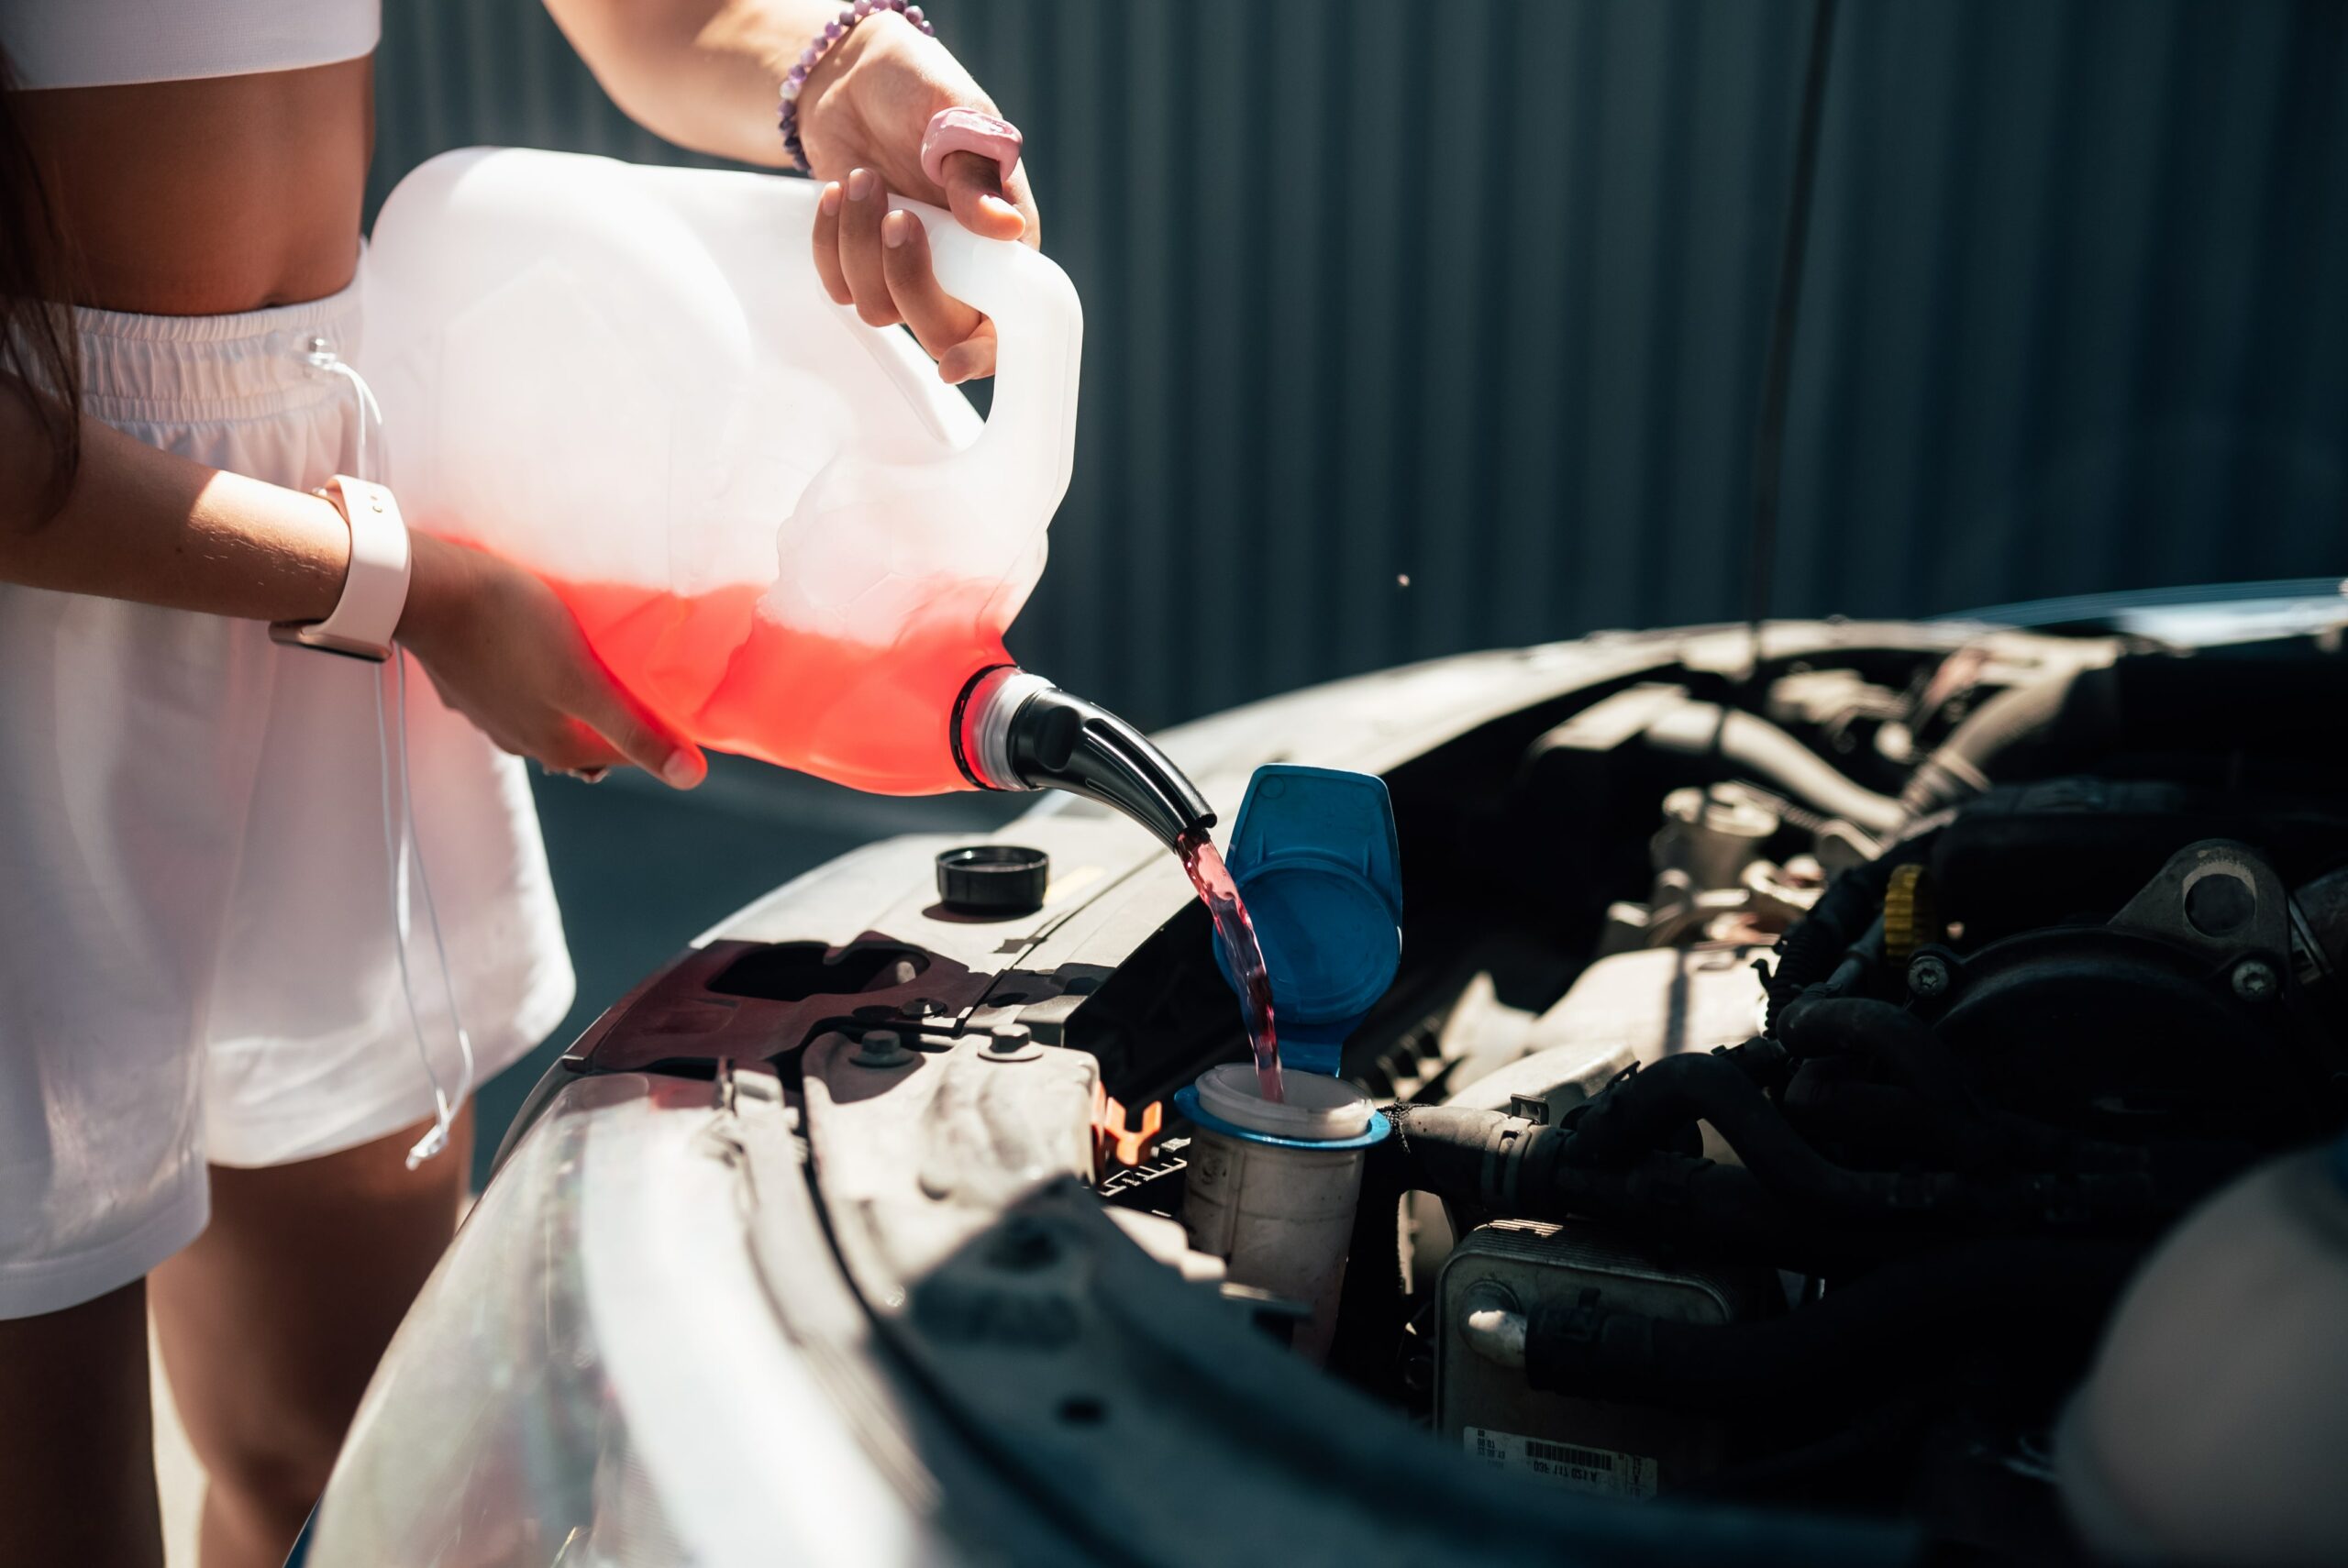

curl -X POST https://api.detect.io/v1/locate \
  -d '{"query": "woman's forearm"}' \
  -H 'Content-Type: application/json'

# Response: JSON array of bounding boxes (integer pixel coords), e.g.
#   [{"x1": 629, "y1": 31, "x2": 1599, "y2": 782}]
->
[
  {"x1": 1, "y1": 386, "x2": 349, "y2": 624},
  {"x1": 546, "y1": 0, "x2": 858, "y2": 167}
]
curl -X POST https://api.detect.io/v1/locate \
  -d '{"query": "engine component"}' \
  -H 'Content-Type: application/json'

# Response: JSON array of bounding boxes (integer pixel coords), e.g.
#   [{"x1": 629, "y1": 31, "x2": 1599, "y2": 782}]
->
[
  {"x1": 1911, "y1": 840, "x2": 2346, "y2": 1141},
  {"x1": 1655, "y1": 783, "x2": 1778, "y2": 891},
  {"x1": 1639, "y1": 697, "x2": 1906, "y2": 836},
  {"x1": 1899, "y1": 646, "x2": 2348, "y2": 822},
  {"x1": 1525, "y1": 683, "x2": 1905, "y2": 839},
  {"x1": 1878, "y1": 863, "x2": 1939, "y2": 964},
  {"x1": 1436, "y1": 1220, "x2": 1778, "y2": 1498},
  {"x1": 1925, "y1": 776, "x2": 2348, "y2": 949},
  {"x1": 1764, "y1": 667, "x2": 1909, "y2": 761},
  {"x1": 1449, "y1": 944, "x2": 1773, "y2": 1121},
  {"x1": 1517, "y1": 1238, "x2": 2137, "y2": 1417},
  {"x1": 2058, "y1": 1140, "x2": 2348, "y2": 1568},
  {"x1": 1604, "y1": 782, "x2": 1822, "y2": 951}
]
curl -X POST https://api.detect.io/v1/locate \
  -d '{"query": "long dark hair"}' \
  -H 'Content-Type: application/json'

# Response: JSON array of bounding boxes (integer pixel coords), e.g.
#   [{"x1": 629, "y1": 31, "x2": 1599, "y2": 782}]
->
[{"x1": 1, "y1": 44, "x2": 82, "y2": 519}]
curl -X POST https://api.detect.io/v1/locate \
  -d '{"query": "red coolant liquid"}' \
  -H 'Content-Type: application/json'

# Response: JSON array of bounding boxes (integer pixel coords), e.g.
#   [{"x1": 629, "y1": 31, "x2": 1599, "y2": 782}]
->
[
  {"x1": 1179, "y1": 830, "x2": 1285, "y2": 1103},
  {"x1": 545, "y1": 576, "x2": 1012, "y2": 795}
]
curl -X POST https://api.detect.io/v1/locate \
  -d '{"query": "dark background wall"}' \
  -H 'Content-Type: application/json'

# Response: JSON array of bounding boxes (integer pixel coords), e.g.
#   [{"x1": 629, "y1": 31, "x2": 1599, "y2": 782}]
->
[{"x1": 366, "y1": 1, "x2": 2348, "y2": 1174}]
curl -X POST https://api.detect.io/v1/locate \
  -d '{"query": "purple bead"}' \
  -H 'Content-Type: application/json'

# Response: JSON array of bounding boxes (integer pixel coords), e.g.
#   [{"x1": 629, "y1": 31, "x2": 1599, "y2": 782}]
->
[
  {"x1": 824, "y1": 21, "x2": 843, "y2": 39},
  {"x1": 906, "y1": 4, "x2": 925, "y2": 18},
  {"x1": 854, "y1": 0, "x2": 872, "y2": 16}
]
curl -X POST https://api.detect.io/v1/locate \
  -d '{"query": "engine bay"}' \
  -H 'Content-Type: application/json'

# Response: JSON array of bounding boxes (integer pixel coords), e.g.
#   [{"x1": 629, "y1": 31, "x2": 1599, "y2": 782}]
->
[{"x1": 1068, "y1": 618, "x2": 2348, "y2": 1559}]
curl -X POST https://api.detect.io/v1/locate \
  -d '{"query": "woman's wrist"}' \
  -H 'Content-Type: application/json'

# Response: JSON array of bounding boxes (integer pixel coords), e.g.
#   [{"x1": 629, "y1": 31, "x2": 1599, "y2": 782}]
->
[
  {"x1": 395, "y1": 532, "x2": 478, "y2": 647},
  {"x1": 275, "y1": 486, "x2": 364, "y2": 624}
]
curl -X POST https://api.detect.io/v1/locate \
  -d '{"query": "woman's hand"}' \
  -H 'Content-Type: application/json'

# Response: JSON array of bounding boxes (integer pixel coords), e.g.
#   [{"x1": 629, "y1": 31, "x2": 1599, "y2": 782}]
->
[
  {"x1": 397, "y1": 535, "x2": 707, "y2": 789},
  {"x1": 797, "y1": 12, "x2": 1039, "y2": 383}
]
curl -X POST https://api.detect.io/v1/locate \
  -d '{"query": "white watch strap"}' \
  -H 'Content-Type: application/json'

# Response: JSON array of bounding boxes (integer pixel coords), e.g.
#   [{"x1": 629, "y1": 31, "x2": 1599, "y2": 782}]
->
[{"x1": 271, "y1": 476, "x2": 412, "y2": 662}]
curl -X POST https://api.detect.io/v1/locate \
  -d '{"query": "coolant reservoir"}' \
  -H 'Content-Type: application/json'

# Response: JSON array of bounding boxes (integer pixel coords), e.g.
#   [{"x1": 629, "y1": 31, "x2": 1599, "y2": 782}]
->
[{"x1": 360, "y1": 147, "x2": 1081, "y2": 794}]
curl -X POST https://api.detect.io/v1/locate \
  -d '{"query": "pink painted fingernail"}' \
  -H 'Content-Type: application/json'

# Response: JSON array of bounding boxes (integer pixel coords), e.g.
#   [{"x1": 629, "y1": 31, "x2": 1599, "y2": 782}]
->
[
  {"x1": 663, "y1": 753, "x2": 703, "y2": 789},
  {"x1": 847, "y1": 167, "x2": 875, "y2": 201},
  {"x1": 883, "y1": 211, "x2": 911, "y2": 248},
  {"x1": 819, "y1": 182, "x2": 842, "y2": 215}
]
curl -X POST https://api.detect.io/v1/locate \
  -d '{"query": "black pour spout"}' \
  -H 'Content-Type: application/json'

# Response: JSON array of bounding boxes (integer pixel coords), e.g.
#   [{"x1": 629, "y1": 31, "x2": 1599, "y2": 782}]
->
[{"x1": 952, "y1": 667, "x2": 1215, "y2": 852}]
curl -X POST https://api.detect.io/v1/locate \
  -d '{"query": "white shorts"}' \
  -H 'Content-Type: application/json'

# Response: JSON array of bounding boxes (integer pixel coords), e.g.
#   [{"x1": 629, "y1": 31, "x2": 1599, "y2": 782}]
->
[{"x1": 0, "y1": 277, "x2": 576, "y2": 1320}]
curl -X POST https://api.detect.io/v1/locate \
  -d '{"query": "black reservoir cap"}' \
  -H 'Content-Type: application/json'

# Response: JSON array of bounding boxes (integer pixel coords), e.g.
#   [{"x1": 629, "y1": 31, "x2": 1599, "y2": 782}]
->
[{"x1": 936, "y1": 845, "x2": 1051, "y2": 916}]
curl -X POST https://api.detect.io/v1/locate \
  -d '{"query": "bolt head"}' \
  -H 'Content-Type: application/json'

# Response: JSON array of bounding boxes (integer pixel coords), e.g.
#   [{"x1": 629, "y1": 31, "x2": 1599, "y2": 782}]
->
[
  {"x1": 2231, "y1": 958, "x2": 2280, "y2": 1003},
  {"x1": 852, "y1": 1028, "x2": 914, "y2": 1067},
  {"x1": 1907, "y1": 953, "x2": 1951, "y2": 999}
]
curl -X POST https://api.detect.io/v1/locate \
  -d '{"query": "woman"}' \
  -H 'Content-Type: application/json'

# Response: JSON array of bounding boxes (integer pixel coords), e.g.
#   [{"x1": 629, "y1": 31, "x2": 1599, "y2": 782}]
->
[{"x1": 0, "y1": 3, "x2": 1038, "y2": 1563}]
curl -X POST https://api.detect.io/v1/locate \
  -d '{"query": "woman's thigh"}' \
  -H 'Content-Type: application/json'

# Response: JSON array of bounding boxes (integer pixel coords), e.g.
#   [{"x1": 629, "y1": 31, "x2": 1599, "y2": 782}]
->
[
  {"x1": 150, "y1": 1105, "x2": 473, "y2": 1538},
  {"x1": 0, "y1": 1277, "x2": 164, "y2": 1568}
]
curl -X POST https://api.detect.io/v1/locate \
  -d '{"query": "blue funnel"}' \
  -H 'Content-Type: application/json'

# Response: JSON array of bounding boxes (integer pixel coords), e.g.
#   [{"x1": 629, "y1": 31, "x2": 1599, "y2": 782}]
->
[{"x1": 1210, "y1": 766, "x2": 1402, "y2": 1077}]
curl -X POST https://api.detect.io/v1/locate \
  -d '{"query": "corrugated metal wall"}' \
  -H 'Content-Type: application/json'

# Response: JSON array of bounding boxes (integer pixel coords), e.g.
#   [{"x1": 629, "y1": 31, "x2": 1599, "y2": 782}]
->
[{"x1": 372, "y1": 0, "x2": 2348, "y2": 730}]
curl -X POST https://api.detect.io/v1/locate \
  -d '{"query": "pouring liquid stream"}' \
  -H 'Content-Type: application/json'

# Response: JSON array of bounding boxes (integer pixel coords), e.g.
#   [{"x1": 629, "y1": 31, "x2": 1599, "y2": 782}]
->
[{"x1": 1177, "y1": 830, "x2": 1284, "y2": 1103}]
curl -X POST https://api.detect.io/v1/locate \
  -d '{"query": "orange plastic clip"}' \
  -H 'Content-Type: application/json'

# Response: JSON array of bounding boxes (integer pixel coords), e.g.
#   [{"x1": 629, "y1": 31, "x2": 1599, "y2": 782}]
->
[{"x1": 1092, "y1": 1089, "x2": 1164, "y2": 1170}]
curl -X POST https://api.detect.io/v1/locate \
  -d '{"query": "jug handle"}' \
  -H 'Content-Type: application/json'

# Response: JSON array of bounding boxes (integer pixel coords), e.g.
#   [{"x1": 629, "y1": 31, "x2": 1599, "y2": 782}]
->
[{"x1": 887, "y1": 195, "x2": 1083, "y2": 516}]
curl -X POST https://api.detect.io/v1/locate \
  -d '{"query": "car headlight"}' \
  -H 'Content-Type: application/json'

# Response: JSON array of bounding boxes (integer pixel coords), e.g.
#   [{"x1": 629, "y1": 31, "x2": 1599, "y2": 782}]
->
[{"x1": 307, "y1": 1070, "x2": 943, "y2": 1566}]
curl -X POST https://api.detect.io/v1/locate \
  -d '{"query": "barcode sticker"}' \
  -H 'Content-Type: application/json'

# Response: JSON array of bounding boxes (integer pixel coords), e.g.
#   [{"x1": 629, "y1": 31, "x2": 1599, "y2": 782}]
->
[{"x1": 1463, "y1": 1427, "x2": 1658, "y2": 1499}]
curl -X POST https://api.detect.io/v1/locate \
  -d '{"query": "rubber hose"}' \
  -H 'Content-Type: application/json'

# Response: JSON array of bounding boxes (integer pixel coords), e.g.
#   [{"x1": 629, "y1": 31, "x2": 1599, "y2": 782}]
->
[
  {"x1": 1899, "y1": 665, "x2": 2098, "y2": 818},
  {"x1": 1642, "y1": 699, "x2": 1907, "y2": 835},
  {"x1": 1567, "y1": 1048, "x2": 1951, "y2": 1220},
  {"x1": 1372, "y1": 1103, "x2": 1920, "y2": 1269},
  {"x1": 1769, "y1": 855, "x2": 1899, "y2": 1003},
  {"x1": 1550, "y1": 1156, "x2": 1876, "y2": 1269},
  {"x1": 1778, "y1": 994, "x2": 2133, "y2": 1174},
  {"x1": 1899, "y1": 650, "x2": 2348, "y2": 820},
  {"x1": 1774, "y1": 995, "x2": 2258, "y2": 1214},
  {"x1": 1523, "y1": 1238, "x2": 2143, "y2": 1414},
  {"x1": 1777, "y1": 996, "x2": 1977, "y2": 1117}
]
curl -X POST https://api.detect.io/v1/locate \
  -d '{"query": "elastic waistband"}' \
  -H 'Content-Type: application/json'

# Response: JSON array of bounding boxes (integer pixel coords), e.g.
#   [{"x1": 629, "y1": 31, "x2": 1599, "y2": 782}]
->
[{"x1": 73, "y1": 272, "x2": 365, "y2": 426}]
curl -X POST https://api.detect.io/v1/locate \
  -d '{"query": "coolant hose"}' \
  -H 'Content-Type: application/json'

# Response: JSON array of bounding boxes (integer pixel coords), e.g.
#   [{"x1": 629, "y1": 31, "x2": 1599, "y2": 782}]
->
[
  {"x1": 1898, "y1": 650, "x2": 2348, "y2": 820},
  {"x1": 1373, "y1": 1103, "x2": 1834, "y2": 1264},
  {"x1": 1376, "y1": 1098, "x2": 1946, "y2": 1257},
  {"x1": 1568, "y1": 1046, "x2": 1958, "y2": 1220},
  {"x1": 1643, "y1": 699, "x2": 1906, "y2": 835},
  {"x1": 1521, "y1": 1238, "x2": 2143, "y2": 1413},
  {"x1": 1777, "y1": 995, "x2": 2255, "y2": 1206},
  {"x1": 1776, "y1": 996, "x2": 1977, "y2": 1118},
  {"x1": 1898, "y1": 664, "x2": 2097, "y2": 818}
]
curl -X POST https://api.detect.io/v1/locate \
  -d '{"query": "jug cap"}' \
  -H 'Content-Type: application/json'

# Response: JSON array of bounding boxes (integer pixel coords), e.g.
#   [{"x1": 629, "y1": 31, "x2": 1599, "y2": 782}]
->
[{"x1": 1210, "y1": 766, "x2": 1402, "y2": 1076}]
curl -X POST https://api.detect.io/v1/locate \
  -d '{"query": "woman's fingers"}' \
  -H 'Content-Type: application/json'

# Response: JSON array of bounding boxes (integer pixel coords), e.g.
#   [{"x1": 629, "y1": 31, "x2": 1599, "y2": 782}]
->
[
  {"x1": 567, "y1": 663, "x2": 705, "y2": 790},
  {"x1": 810, "y1": 182, "x2": 852, "y2": 305},
  {"x1": 543, "y1": 723, "x2": 626, "y2": 775},
  {"x1": 936, "y1": 321, "x2": 998, "y2": 384},
  {"x1": 938, "y1": 149, "x2": 1027, "y2": 242},
  {"x1": 819, "y1": 159, "x2": 1031, "y2": 381},
  {"x1": 880, "y1": 209, "x2": 986, "y2": 371},
  {"x1": 838, "y1": 168, "x2": 900, "y2": 327}
]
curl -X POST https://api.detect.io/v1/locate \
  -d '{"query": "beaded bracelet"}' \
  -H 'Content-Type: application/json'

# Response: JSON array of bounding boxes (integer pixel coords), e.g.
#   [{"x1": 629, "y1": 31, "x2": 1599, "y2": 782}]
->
[{"x1": 779, "y1": 0, "x2": 936, "y2": 173}]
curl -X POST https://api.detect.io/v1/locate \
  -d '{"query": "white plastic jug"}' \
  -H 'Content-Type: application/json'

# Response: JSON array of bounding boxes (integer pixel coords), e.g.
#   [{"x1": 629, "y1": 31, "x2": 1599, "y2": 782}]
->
[{"x1": 359, "y1": 146, "x2": 1080, "y2": 794}]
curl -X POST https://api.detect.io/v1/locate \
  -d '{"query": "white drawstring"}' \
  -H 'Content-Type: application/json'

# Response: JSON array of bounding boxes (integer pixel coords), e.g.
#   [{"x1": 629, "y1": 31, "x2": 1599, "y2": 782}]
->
[{"x1": 303, "y1": 335, "x2": 475, "y2": 1169}]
